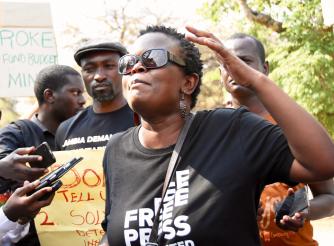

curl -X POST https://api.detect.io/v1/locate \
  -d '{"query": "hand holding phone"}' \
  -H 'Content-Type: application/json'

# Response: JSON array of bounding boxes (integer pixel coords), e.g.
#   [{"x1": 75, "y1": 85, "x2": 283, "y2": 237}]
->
[
  {"x1": 0, "y1": 147, "x2": 48, "y2": 184},
  {"x1": 275, "y1": 186, "x2": 309, "y2": 225},
  {"x1": 3, "y1": 180, "x2": 59, "y2": 222},
  {"x1": 37, "y1": 180, "x2": 63, "y2": 201},
  {"x1": 29, "y1": 142, "x2": 56, "y2": 168},
  {"x1": 28, "y1": 157, "x2": 83, "y2": 200}
]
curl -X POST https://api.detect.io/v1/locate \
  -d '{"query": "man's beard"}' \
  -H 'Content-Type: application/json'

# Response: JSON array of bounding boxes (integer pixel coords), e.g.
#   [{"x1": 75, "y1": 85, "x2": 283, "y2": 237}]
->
[
  {"x1": 92, "y1": 90, "x2": 115, "y2": 102},
  {"x1": 91, "y1": 82, "x2": 115, "y2": 102}
]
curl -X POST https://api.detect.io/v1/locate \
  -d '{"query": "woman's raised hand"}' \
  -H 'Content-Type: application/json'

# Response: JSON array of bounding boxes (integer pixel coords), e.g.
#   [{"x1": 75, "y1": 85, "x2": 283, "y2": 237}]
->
[{"x1": 185, "y1": 26, "x2": 264, "y2": 90}]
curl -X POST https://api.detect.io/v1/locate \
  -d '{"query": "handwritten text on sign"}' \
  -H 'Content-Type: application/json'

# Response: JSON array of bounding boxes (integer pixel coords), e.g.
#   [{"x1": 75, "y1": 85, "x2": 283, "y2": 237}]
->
[
  {"x1": 0, "y1": 28, "x2": 58, "y2": 97},
  {"x1": 35, "y1": 149, "x2": 106, "y2": 246}
]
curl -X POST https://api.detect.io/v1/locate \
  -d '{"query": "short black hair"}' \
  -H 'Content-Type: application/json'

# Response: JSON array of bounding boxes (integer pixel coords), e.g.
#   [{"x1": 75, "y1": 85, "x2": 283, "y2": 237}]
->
[
  {"x1": 228, "y1": 33, "x2": 266, "y2": 64},
  {"x1": 139, "y1": 25, "x2": 203, "y2": 109},
  {"x1": 34, "y1": 65, "x2": 81, "y2": 105}
]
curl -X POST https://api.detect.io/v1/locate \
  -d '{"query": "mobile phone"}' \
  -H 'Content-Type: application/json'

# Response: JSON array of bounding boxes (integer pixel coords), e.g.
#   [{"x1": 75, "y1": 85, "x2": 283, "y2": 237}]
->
[
  {"x1": 28, "y1": 157, "x2": 83, "y2": 198},
  {"x1": 37, "y1": 180, "x2": 63, "y2": 201},
  {"x1": 36, "y1": 157, "x2": 83, "y2": 190},
  {"x1": 275, "y1": 186, "x2": 309, "y2": 223},
  {"x1": 29, "y1": 142, "x2": 56, "y2": 168}
]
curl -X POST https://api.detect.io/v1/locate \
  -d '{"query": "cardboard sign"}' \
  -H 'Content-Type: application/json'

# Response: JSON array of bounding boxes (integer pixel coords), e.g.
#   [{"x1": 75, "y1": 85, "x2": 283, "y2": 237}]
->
[
  {"x1": 0, "y1": 2, "x2": 57, "y2": 97},
  {"x1": 322, "y1": 0, "x2": 334, "y2": 26},
  {"x1": 35, "y1": 149, "x2": 106, "y2": 246}
]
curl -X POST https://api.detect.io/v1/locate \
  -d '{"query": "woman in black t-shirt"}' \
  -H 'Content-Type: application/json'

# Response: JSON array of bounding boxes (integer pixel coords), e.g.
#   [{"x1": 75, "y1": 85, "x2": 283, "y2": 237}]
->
[{"x1": 101, "y1": 25, "x2": 334, "y2": 246}]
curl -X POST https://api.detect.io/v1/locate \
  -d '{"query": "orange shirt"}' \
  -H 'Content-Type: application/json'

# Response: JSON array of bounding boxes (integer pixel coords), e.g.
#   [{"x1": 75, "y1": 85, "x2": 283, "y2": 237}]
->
[{"x1": 259, "y1": 114, "x2": 318, "y2": 246}]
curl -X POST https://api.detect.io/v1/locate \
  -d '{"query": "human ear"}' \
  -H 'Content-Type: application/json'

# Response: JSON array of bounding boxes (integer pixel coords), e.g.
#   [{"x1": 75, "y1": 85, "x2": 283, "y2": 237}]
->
[
  {"x1": 43, "y1": 89, "x2": 55, "y2": 104},
  {"x1": 181, "y1": 73, "x2": 199, "y2": 96}
]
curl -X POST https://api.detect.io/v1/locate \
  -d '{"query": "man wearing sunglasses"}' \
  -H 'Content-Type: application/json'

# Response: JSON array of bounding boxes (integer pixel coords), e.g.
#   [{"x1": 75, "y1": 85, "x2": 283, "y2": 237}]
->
[{"x1": 55, "y1": 41, "x2": 134, "y2": 150}]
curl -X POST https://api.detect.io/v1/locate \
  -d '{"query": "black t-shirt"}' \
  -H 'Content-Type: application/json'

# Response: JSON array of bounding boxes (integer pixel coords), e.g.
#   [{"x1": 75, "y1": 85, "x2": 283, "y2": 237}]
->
[
  {"x1": 103, "y1": 108, "x2": 295, "y2": 246},
  {"x1": 55, "y1": 105, "x2": 134, "y2": 150}
]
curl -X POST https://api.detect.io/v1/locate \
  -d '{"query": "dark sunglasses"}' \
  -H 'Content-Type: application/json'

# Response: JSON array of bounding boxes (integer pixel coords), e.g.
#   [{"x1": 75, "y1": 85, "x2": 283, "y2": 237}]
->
[{"x1": 118, "y1": 48, "x2": 186, "y2": 75}]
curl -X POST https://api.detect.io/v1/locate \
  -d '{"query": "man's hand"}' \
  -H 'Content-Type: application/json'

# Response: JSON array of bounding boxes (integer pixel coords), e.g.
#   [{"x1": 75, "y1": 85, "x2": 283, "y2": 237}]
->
[
  {"x1": 0, "y1": 147, "x2": 48, "y2": 182},
  {"x1": 276, "y1": 188, "x2": 309, "y2": 232},
  {"x1": 277, "y1": 212, "x2": 307, "y2": 232},
  {"x1": 2, "y1": 180, "x2": 55, "y2": 222}
]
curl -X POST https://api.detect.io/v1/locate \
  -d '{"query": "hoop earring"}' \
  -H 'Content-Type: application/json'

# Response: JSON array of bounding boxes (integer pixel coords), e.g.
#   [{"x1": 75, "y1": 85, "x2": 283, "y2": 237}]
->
[{"x1": 179, "y1": 92, "x2": 187, "y2": 118}]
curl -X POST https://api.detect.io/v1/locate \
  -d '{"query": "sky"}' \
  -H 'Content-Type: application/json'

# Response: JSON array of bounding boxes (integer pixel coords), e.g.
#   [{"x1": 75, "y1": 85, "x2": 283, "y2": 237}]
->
[
  {"x1": 1, "y1": 0, "x2": 208, "y2": 114},
  {"x1": 3, "y1": 0, "x2": 207, "y2": 65}
]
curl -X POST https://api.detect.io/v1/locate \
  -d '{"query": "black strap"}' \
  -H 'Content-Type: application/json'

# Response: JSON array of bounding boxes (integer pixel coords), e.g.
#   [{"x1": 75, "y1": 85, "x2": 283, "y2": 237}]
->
[{"x1": 148, "y1": 113, "x2": 195, "y2": 245}]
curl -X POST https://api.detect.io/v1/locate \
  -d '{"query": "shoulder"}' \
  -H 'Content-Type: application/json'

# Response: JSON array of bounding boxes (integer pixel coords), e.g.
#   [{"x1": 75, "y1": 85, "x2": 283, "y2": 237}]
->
[
  {"x1": 0, "y1": 121, "x2": 28, "y2": 157},
  {"x1": 191, "y1": 107, "x2": 278, "y2": 142},
  {"x1": 0, "y1": 119, "x2": 35, "y2": 140},
  {"x1": 196, "y1": 106, "x2": 251, "y2": 120},
  {"x1": 105, "y1": 126, "x2": 136, "y2": 151},
  {"x1": 14, "y1": 119, "x2": 43, "y2": 132},
  {"x1": 103, "y1": 126, "x2": 136, "y2": 168},
  {"x1": 213, "y1": 107, "x2": 274, "y2": 128},
  {"x1": 63, "y1": 107, "x2": 90, "y2": 126},
  {"x1": 0, "y1": 121, "x2": 21, "y2": 135},
  {"x1": 120, "y1": 104, "x2": 133, "y2": 114},
  {"x1": 57, "y1": 107, "x2": 90, "y2": 134},
  {"x1": 55, "y1": 108, "x2": 89, "y2": 148},
  {"x1": 194, "y1": 107, "x2": 258, "y2": 127},
  {"x1": 107, "y1": 104, "x2": 134, "y2": 120},
  {"x1": 107, "y1": 104, "x2": 134, "y2": 121}
]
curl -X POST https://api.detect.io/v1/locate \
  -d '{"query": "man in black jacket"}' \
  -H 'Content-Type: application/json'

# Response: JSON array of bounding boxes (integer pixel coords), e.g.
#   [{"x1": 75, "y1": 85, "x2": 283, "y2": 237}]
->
[{"x1": 0, "y1": 64, "x2": 86, "y2": 245}]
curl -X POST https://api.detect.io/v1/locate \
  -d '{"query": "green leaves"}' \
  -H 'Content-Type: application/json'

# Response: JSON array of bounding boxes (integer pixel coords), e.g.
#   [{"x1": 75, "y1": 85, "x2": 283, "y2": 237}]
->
[
  {"x1": 269, "y1": 46, "x2": 334, "y2": 135},
  {"x1": 0, "y1": 98, "x2": 19, "y2": 128},
  {"x1": 199, "y1": 0, "x2": 334, "y2": 136}
]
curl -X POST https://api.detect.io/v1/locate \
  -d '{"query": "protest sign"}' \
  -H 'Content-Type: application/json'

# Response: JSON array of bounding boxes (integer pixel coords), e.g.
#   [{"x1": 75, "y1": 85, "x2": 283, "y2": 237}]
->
[
  {"x1": 35, "y1": 149, "x2": 105, "y2": 246},
  {"x1": 0, "y1": 2, "x2": 57, "y2": 97},
  {"x1": 321, "y1": 0, "x2": 334, "y2": 26}
]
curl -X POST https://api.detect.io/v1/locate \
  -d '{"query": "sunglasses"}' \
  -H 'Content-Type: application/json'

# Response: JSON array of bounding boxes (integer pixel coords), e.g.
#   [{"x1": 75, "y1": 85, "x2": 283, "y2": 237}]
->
[{"x1": 118, "y1": 48, "x2": 186, "y2": 75}]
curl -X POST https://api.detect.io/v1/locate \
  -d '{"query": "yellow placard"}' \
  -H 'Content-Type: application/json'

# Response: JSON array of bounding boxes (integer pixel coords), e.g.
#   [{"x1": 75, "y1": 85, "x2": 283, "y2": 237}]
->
[{"x1": 35, "y1": 149, "x2": 106, "y2": 246}]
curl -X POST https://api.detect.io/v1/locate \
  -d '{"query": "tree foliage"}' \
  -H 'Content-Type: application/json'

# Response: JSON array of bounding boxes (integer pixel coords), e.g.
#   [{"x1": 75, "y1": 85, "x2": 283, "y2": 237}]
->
[
  {"x1": 200, "y1": 0, "x2": 334, "y2": 136},
  {"x1": 0, "y1": 98, "x2": 19, "y2": 128}
]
